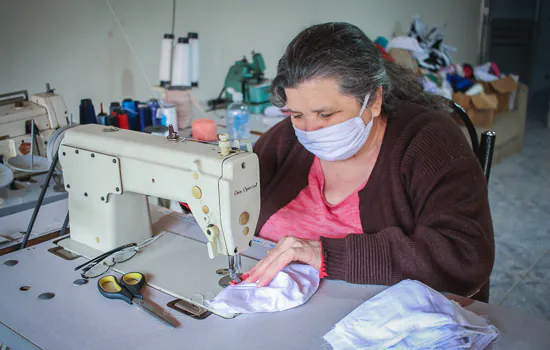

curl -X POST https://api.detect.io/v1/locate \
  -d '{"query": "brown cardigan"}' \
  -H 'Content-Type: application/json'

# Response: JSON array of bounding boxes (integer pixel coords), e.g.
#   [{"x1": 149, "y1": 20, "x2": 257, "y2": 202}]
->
[{"x1": 253, "y1": 102, "x2": 494, "y2": 302}]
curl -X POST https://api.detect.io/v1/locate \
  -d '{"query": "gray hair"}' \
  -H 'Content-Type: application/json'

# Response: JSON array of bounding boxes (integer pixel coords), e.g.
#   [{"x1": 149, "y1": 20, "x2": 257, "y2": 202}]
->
[{"x1": 271, "y1": 22, "x2": 448, "y2": 116}]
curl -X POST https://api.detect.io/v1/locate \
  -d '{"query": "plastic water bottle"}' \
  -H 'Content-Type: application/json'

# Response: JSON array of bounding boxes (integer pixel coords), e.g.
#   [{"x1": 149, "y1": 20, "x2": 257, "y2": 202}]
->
[{"x1": 226, "y1": 88, "x2": 250, "y2": 140}]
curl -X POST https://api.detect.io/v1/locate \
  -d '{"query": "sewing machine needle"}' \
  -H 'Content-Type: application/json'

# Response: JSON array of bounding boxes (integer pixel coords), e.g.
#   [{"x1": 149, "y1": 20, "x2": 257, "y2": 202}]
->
[
  {"x1": 228, "y1": 255, "x2": 242, "y2": 283},
  {"x1": 235, "y1": 254, "x2": 242, "y2": 275}
]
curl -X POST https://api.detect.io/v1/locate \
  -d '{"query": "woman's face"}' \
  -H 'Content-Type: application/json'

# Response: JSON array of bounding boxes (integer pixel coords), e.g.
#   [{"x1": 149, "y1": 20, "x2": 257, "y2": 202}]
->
[{"x1": 285, "y1": 78, "x2": 381, "y2": 132}]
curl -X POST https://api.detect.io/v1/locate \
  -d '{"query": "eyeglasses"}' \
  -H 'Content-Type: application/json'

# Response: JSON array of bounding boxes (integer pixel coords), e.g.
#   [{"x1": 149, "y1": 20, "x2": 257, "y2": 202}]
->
[{"x1": 75, "y1": 233, "x2": 164, "y2": 279}]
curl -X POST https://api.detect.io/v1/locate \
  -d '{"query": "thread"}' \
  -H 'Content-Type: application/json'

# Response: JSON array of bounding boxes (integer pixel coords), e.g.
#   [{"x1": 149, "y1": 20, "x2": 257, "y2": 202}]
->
[
  {"x1": 171, "y1": 37, "x2": 191, "y2": 87},
  {"x1": 188, "y1": 32, "x2": 199, "y2": 87},
  {"x1": 157, "y1": 104, "x2": 178, "y2": 130},
  {"x1": 105, "y1": 115, "x2": 118, "y2": 127},
  {"x1": 97, "y1": 102, "x2": 107, "y2": 125},
  {"x1": 79, "y1": 99, "x2": 97, "y2": 124},
  {"x1": 159, "y1": 33, "x2": 174, "y2": 87},
  {"x1": 165, "y1": 89, "x2": 193, "y2": 134},
  {"x1": 192, "y1": 119, "x2": 217, "y2": 141},
  {"x1": 109, "y1": 102, "x2": 121, "y2": 114},
  {"x1": 138, "y1": 104, "x2": 152, "y2": 131},
  {"x1": 79, "y1": 99, "x2": 95, "y2": 124},
  {"x1": 114, "y1": 110, "x2": 129, "y2": 129},
  {"x1": 122, "y1": 98, "x2": 139, "y2": 130},
  {"x1": 148, "y1": 99, "x2": 161, "y2": 126}
]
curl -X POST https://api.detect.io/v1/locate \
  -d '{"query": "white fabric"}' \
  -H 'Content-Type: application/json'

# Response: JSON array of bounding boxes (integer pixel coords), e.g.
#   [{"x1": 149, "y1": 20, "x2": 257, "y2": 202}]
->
[
  {"x1": 466, "y1": 83, "x2": 485, "y2": 96},
  {"x1": 205, "y1": 263, "x2": 320, "y2": 314},
  {"x1": 474, "y1": 62, "x2": 499, "y2": 82},
  {"x1": 293, "y1": 93, "x2": 372, "y2": 161},
  {"x1": 324, "y1": 280, "x2": 500, "y2": 350},
  {"x1": 387, "y1": 36, "x2": 424, "y2": 53}
]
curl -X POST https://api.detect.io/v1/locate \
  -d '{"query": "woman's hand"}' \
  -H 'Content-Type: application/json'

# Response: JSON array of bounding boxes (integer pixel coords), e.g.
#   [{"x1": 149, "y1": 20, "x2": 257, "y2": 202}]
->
[{"x1": 244, "y1": 236, "x2": 322, "y2": 287}]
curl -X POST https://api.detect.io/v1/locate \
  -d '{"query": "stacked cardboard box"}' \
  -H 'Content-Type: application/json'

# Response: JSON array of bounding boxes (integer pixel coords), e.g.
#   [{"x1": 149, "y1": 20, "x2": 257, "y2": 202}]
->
[
  {"x1": 452, "y1": 76, "x2": 519, "y2": 128},
  {"x1": 480, "y1": 76, "x2": 518, "y2": 113}
]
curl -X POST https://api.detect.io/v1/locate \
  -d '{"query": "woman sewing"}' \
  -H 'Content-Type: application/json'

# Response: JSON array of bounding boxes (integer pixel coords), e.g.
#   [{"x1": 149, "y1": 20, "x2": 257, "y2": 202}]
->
[{"x1": 245, "y1": 22, "x2": 494, "y2": 302}]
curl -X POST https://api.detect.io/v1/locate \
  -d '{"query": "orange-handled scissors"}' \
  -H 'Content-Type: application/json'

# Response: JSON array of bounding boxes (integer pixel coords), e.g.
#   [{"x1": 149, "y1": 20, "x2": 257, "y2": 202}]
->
[{"x1": 98, "y1": 272, "x2": 176, "y2": 328}]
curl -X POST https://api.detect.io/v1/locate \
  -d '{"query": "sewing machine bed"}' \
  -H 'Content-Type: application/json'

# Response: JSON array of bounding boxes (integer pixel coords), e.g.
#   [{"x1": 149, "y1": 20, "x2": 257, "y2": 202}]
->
[{"x1": 59, "y1": 224, "x2": 257, "y2": 319}]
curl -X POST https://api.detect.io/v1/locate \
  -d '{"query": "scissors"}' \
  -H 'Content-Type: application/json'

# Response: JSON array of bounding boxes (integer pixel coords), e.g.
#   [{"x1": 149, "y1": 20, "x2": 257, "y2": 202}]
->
[{"x1": 98, "y1": 272, "x2": 177, "y2": 328}]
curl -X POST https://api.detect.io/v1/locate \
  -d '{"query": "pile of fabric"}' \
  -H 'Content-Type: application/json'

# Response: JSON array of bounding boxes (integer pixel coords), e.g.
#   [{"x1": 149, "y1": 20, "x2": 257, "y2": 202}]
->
[
  {"x1": 375, "y1": 16, "x2": 519, "y2": 125},
  {"x1": 324, "y1": 280, "x2": 501, "y2": 350}
]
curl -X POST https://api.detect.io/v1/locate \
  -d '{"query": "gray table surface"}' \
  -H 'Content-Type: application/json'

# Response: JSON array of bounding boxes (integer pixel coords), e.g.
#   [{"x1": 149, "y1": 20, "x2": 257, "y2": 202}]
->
[
  {"x1": 1, "y1": 206, "x2": 550, "y2": 350},
  {"x1": 0, "y1": 173, "x2": 67, "y2": 218}
]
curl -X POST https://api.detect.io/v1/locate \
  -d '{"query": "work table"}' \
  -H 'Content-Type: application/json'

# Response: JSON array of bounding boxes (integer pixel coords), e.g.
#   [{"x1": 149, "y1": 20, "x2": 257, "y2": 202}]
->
[{"x1": 1, "y1": 206, "x2": 550, "y2": 349}]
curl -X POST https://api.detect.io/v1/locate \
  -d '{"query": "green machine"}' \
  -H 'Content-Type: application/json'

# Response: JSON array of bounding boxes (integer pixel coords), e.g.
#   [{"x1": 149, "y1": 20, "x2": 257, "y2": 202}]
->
[{"x1": 224, "y1": 51, "x2": 272, "y2": 114}]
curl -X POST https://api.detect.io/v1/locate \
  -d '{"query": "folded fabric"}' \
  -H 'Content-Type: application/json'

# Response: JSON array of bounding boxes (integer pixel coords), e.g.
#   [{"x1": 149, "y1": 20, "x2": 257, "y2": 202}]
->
[
  {"x1": 205, "y1": 263, "x2": 320, "y2": 315},
  {"x1": 323, "y1": 280, "x2": 500, "y2": 350},
  {"x1": 465, "y1": 83, "x2": 484, "y2": 96},
  {"x1": 474, "y1": 62, "x2": 499, "y2": 82},
  {"x1": 386, "y1": 36, "x2": 424, "y2": 53}
]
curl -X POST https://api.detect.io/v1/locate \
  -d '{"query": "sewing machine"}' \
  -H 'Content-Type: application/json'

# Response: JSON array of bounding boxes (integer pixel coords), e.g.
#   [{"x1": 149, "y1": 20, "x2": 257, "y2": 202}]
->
[
  {"x1": 224, "y1": 51, "x2": 272, "y2": 114},
  {"x1": 0, "y1": 84, "x2": 68, "y2": 164},
  {"x1": 56, "y1": 124, "x2": 260, "y2": 317}
]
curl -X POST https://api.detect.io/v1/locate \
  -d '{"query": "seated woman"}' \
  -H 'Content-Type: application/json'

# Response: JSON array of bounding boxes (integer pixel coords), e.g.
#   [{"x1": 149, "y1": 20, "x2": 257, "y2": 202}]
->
[{"x1": 244, "y1": 22, "x2": 494, "y2": 301}]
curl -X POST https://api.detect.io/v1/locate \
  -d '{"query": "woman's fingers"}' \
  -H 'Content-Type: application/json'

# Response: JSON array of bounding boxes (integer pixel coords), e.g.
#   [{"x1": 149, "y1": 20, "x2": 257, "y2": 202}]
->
[
  {"x1": 243, "y1": 237, "x2": 321, "y2": 287},
  {"x1": 244, "y1": 237, "x2": 297, "y2": 283},
  {"x1": 245, "y1": 250, "x2": 284, "y2": 283},
  {"x1": 255, "y1": 249, "x2": 297, "y2": 287}
]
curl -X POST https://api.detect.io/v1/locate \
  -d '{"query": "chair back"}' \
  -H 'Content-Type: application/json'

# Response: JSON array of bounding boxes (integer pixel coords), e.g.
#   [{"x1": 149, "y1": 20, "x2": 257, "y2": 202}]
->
[{"x1": 450, "y1": 102, "x2": 496, "y2": 182}]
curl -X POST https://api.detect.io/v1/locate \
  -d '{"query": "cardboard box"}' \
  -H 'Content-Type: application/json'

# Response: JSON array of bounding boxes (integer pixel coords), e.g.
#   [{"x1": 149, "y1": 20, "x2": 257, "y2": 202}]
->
[
  {"x1": 452, "y1": 92, "x2": 498, "y2": 129},
  {"x1": 480, "y1": 76, "x2": 518, "y2": 113}
]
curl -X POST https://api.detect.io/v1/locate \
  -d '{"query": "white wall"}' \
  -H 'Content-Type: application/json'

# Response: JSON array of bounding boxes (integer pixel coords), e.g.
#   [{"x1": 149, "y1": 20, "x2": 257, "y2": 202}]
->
[{"x1": 0, "y1": 0, "x2": 482, "y2": 118}]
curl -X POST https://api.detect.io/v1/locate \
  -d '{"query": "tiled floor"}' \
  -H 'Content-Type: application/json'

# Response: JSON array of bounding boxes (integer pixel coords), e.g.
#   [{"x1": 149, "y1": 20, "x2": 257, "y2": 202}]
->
[{"x1": 488, "y1": 118, "x2": 550, "y2": 321}]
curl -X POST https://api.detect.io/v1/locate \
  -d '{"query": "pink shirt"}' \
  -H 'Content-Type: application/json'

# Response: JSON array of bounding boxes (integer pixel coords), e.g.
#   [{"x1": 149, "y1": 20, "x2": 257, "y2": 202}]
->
[{"x1": 259, "y1": 157, "x2": 365, "y2": 242}]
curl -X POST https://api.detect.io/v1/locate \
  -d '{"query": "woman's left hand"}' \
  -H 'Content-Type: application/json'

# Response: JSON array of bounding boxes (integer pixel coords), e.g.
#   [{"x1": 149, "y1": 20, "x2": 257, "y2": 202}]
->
[{"x1": 244, "y1": 236, "x2": 322, "y2": 287}]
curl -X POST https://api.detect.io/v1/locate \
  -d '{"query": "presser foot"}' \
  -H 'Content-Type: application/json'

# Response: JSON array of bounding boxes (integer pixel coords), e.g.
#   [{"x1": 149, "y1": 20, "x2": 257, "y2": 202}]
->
[{"x1": 218, "y1": 273, "x2": 244, "y2": 288}]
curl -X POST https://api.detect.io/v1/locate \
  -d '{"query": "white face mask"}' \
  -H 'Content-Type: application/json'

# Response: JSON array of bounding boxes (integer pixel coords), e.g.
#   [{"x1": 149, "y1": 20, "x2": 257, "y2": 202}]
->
[{"x1": 293, "y1": 93, "x2": 373, "y2": 161}]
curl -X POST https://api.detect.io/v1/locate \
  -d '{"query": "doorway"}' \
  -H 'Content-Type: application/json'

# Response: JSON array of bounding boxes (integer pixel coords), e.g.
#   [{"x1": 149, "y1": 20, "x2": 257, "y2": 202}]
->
[{"x1": 481, "y1": 0, "x2": 550, "y2": 126}]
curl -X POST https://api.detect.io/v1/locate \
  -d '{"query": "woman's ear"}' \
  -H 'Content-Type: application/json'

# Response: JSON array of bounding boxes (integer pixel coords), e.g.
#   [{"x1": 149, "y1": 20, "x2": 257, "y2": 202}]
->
[{"x1": 370, "y1": 87, "x2": 383, "y2": 118}]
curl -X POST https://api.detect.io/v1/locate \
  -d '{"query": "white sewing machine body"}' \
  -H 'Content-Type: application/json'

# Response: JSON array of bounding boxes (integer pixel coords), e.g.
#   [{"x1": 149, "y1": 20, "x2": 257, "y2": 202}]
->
[
  {"x1": 58, "y1": 124, "x2": 260, "y2": 261},
  {"x1": 0, "y1": 88, "x2": 68, "y2": 161}
]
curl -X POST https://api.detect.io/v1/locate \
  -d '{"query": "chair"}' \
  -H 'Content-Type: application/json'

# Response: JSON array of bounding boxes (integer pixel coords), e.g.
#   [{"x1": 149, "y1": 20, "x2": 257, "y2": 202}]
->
[{"x1": 450, "y1": 102, "x2": 496, "y2": 183}]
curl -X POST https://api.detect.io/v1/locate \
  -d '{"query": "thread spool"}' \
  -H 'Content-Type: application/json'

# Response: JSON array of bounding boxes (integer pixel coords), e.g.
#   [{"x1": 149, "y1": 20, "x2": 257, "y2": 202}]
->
[
  {"x1": 192, "y1": 119, "x2": 217, "y2": 141},
  {"x1": 109, "y1": 102, "x2": 121, "y2": 114},
  {"x1": 157, "y1": 104, "x2": 178, "y2": 131},
  {"x1": 164, "y1": 89, "x2": 192, "y2": 135},
  {"x1": 172, "y1": 37, "x2": 191, "y2": 87},
  {"x1": 105, "y1": 115, "x2": 118, "y2": 127},
  {"x1": 138, "y1": 104, "x2": 152, "y2": 131},
  {"x1": 122, "y1": 98, "x2": 138, "y2": 130},
  {"x1": 148, "y1": 99, "x2": 161, "y2": 126},
  {"x1": 188, "y1": 32, "x2": 199, "y2": 87},
  {"x1": 159, "y1": 34, "x2": 174, "y2": 87},
  {"x1": 79, "y1": 99, "x2": 96, "y2": 125},
  {"x1": 97, "y1": 103, "x2": 107, "y2": 125},
  {"x1": 115, "y1": 110, "x2": 129, "y2": 129}
]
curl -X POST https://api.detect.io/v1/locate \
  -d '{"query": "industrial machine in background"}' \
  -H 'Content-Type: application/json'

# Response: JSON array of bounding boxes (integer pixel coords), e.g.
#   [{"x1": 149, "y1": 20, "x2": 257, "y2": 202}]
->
[
  {"x1": 209, "y1": 51, "x2": 272, "y2": 114},
  {"x1": 0, "y1": 84, "x2": 68, "y2": 165}
]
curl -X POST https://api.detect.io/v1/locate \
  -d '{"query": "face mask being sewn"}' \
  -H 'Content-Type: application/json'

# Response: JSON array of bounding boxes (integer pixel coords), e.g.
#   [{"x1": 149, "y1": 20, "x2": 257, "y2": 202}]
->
[{"x1": 293, "y1": 93, "x2": 373, "y2": 161}]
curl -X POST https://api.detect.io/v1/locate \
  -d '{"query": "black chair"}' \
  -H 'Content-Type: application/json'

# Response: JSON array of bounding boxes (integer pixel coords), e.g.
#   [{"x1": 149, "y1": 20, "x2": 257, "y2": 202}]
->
[{"x1": 450, "y1": 102, "x2": 496, "y2": 183}]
